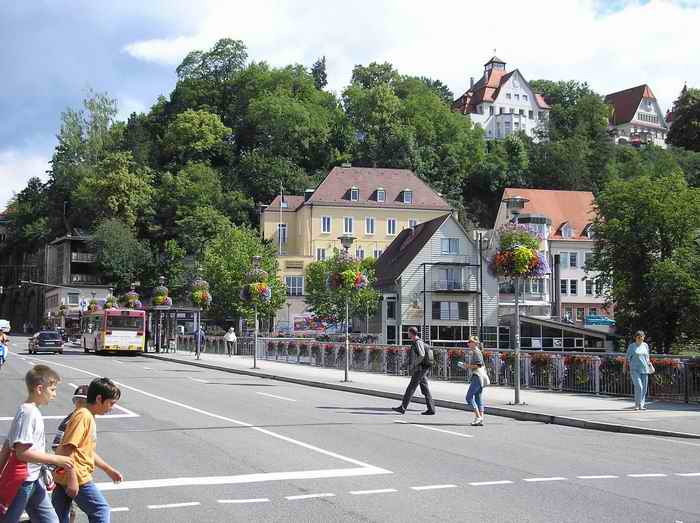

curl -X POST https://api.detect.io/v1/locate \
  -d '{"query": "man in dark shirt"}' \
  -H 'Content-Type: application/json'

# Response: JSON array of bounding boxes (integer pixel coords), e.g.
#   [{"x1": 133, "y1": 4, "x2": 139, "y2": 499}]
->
[{"x1": 393, "y1": 327, "x2": 436, "y2": 415}]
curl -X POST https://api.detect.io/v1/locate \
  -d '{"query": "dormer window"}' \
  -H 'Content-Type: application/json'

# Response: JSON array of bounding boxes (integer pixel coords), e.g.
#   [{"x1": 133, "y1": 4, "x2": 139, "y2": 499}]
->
[
  {"x1": 376, "y1": 188, "x2": 385, "y2": 203},
  {"x1": 350, "y1": 187, "x2": 359, "y2": 201},
  {"x1": 582, "y1": 223, "x2": 594, "y2": 239},
  {"x1": 403, "y1": 189, "x2": 413, "y2": 204},
  {"x1": 561, "y1": 223, "x2": 573, "y2": 239}
]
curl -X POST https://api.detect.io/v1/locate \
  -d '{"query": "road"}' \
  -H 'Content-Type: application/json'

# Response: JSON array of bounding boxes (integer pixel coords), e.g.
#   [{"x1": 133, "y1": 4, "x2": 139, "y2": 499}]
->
[{"x1": 1, "y1": 338, "x2": 700, "y2": 523}]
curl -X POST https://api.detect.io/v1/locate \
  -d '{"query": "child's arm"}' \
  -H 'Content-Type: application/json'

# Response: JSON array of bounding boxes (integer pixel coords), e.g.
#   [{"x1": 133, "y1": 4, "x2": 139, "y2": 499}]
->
[
  {"x1": 94, "y1": 452, "x2": 123, "y2": 483},
  {"x1": 14, "y1": 442, "x2": 73, "y2": 469},
  {"x1": 55, "y1": 443, "x2": 80, "y2": 497}
]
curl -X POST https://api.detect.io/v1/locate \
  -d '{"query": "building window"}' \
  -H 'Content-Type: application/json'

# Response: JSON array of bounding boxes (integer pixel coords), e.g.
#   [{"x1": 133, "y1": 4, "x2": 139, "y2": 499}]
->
[
  {"x1": 316, "y1": 248, "x2": 326, "y2": 261},
  {"x1": 569, "y1": 280, "x2": 578, "y2": 295},
  {"x1": 560, "y1": 280, "x2": 568, "y2": 295},
  {"x1": 576, "y1": 307, "x2": 585, "y2": 322},
  {"x1": 585, "y1": 280, "x2": 594, "y2": 295},
  {"x1": 350, "y1": 187, "x2": 359, "y2": 201},
  {"x1": 584, "y1": 251, "x2": 593, "y2": 268},
  {"x1": 403, "y1": 190, "x2": 413, "y2": 204},
  {"x1": 387, "y1": 300, "x2": 396, "y2": 319},
  {"x1": 277, "y1": 224, "x2": 287, "y2": 253},
  {"x1": 499, "y1": 107, "x2": 505, "y2": 115},
  {"x1": 387, "y1": 218, "x2": 397, "y2": 235},
  {"x1": 377, "y1": 189, "x2": 385, "y2": 202},
  {"x1": 355, "y1": 247, "x2": 365, "y2": 260},
  {"x1": 569, "y1": 252, "x2": 578, "y2": 268},
  {"x1": 589, "y1": 307, "x2": 598, "y2": 317},
  {"x1": 528, "y1": 279, "x2": 544, "y2": 294},
  {"x1": 321, "y1": 216, "x2": 331, "y2": 233},
  {"x1": 515, "y1": 94, "x2": 520, "y2": 101},
  {"x1": 489, "y1": 106, "x2": 494, "y2": 115},
  {"x1": 506, "y1": 93, "x2": 512, "y2": 100},
  {"x1": 344, "y1": 217, "x2": 353, "y2": 234},
  {"x1": 365, "y1": 216, "x2": 375, "y2": 235},
  {"x1": 564, "y1": 306, "x2": 573, "y2": 321},
  {"x1": 561, "y1": 224, "x2": 573, "y2": 238},
  {"x1": 519, "y1": 109, "x2": 525, "y2": 116},
  {"x1": 408, "y1": 219, "x2": 417, "y2": 229},
  {"x1": 528, "y1": 110, "x2": 533, "y2": 119},
  {"x1": 523, "y1": 94, "x2": 528, "y2": 102},
  {"x1": 68, "y1": 293, "x2": 80, "y2": 305},
  {"x1": 441, "y1": 238, "x2": 459, "y2": 254},
  {"x1": 432, "y1": 301, "x2": 468, "y2": 321},
  {"x1": 373, "y1": 249, "x2": 383, "y2": 258},
  {"x1": 559, "y1": 252, "x2": 569, "y2": 268},
  {"x1": 285, "y1": 276, "x2": 304, "y2": 296}
]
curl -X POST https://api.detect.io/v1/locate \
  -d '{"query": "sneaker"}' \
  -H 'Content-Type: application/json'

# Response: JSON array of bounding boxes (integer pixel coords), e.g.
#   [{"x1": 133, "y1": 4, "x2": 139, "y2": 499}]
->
[
  {"x1": 470, "y1": 418, "x2": 481, "y2": 426},
  {"x1": 476, "y1": 418, "x2": 484, "y2": 426},
  {"x1": 640, "y1": 405, "x2": 647, "y2": 410},
  {"x1": 421, "y1": 410, "x2": 436, "y2": 415},
  {"x1": 634, "y1": 406, "x2": 641, "y2": 411},
  {"x1": 392, "y1": 406, "x2": 406, "y2": 415}
]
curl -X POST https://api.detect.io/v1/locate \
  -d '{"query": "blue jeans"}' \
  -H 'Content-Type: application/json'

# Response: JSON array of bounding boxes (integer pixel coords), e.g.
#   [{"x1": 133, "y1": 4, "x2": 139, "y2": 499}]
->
[
  {"x1": 466, "y1": 374, "x2": 483, "y2": 413},
  {"x1": 52, "y1": 482, "x2": 110, "y2": 523},
  {"x1": 3, "y1": 479, "x2": 58, "y2": 523},
  {"x1": 630, "y1": 371, "x2": 649, "y2": 408}
]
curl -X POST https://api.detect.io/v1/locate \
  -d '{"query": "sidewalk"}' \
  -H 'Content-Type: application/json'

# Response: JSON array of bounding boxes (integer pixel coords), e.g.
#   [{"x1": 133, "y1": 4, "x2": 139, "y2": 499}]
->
[{"x1": 144, "y1": 351, "x2": 700, "y2": 439}]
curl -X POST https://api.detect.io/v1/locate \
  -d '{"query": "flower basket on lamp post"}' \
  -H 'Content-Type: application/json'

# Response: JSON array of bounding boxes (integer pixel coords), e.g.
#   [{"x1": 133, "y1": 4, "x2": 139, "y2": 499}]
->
[
  {"x1": 190, "y1": 271, "x2": 212, "y2": 360},
  {"x1": 240, "y1": 255, "x2": 270, "y2": 369}
]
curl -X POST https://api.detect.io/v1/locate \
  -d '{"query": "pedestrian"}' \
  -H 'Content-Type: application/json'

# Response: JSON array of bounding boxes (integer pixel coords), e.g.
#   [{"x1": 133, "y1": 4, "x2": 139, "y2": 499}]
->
[
  {"x1": 224, "y1": 327, "x2": 237, "y2": 357},
  {"x1": 0, "y1": 365, "x2": 73, "y2": 522},
  {"x1": 52, "y1": 378, "x2": 124, "y2": 523},
  {"x1": 625, "y1": 330, "x2": 654, "y2": 410},
  {"x1": 50, "y1": 385, "x2": 89, "y2": 523},
  {"x1": 392, "y1": 327, "x2": 436, "y2": 415},
  {"x1": 460, "y1": 336, "x2": 488, "y2": 426}
]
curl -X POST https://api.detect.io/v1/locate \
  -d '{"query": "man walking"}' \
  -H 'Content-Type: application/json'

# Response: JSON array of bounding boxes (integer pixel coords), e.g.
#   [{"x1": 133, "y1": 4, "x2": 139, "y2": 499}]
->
[{"x1": 392, "y1": 327, "x2": 436, "y2": 415}]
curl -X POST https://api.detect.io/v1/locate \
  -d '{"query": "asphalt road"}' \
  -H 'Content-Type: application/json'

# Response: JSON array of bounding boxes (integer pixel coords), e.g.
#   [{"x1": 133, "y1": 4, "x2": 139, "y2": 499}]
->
[{"x1": 1, "y1": 338, "x2": 700, "y2": 523}]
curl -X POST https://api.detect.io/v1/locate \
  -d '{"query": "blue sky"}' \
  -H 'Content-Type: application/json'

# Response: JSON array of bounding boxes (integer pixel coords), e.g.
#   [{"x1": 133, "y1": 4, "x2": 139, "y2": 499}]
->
[{"x1": 1, "y1": 0, "x2": 699, "y2": 209}]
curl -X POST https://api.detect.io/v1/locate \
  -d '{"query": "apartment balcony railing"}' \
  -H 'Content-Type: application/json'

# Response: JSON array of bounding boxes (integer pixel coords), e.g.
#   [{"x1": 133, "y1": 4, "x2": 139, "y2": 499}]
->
[
  {"x1": 432, "y1": 280, "x2": 477, "y2": 292},
  {"x1": 71, "y1": 274, "x2": 99, "y2": 284},
  {"x1": 71, "y1": 252, "x2": 97, "y2": 263}
]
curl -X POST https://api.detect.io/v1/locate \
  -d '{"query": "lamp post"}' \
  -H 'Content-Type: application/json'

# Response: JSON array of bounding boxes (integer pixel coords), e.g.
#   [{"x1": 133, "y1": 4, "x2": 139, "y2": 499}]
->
[
  {"x1": 338, "y1": 234, "x2": 356, "y2": 382},
  {"x1": 250, "y1": 255, "x2": 267, "y2": 370},
  {"x1": 191, "y1": 271, "x2": 210, "y2": 360},
  {"x1": 502, "y1": 195, "x2": 531, "y2": 406}
]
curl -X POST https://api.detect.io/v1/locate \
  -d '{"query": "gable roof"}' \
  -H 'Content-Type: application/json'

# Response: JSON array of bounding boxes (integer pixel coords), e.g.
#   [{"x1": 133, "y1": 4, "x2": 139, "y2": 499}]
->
[
  {"x1": 306, "y1": 167, "x2": 451, "y2": 210},
  {"x1": 375, "y1": 214, "x2": 451, "y2": 288},
  {"x1": 501, "y1": 188, "x2": 595, "y2": 241},
  {"x1": 454, "y1": 67, "x2": 550, "y2": 114},
  {"x1": 266, "y1": 195, "x2": 305, "y2": 212},
  {"x1": 604, "y1": 84, "x2": 657, "y2": 125}
]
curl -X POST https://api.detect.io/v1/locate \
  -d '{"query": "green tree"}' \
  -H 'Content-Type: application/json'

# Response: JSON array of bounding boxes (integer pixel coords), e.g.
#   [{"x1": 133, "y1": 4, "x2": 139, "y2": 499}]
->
[
  {"x1": 175, "y1": 206, "x2": 233, "y2": 256},
  {"x1": 350, "y1": 62, "x2": 400, "y2": 89},
  {"x1": 163, "y1": 109, "x2": 231, "y2": 163},
  {"x1": 176, "y1": 38, "x2": 248, "y2": 82},
  {"x1": 201, "y1": 225, "x2": 285, "y2": 321},
  {"x1": 4, "y1": 178, "x2": 50, "y2": 255},
  {"x1": 591, "y1": 170, "x2": 700, "y2": 352},
  {"x1": 667, "y1": 85, "x2": 700, "y2": 152},
  {"x1": 90, "y1": 218, "x2": 153, "y2": 291},
  {"x1": 304, "y1": 251, "x2": 380, "y2": 324},
  {"x1": 310, "y1": 56, "x2": 328, "y2": 89}
]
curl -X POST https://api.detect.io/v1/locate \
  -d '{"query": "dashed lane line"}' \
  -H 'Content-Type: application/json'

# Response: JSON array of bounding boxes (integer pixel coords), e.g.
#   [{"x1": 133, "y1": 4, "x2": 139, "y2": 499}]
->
[
  {"x1": 349, "y1": 488, "x2": 398, "y2": 495},
  {"x1": 677, "y1": 473, "x2": 700, "y2": 477},
  {"x1": 628, "y1": 473, "x2": 667, "y2": 478},
  {"x1": 411, "y1": 484, "x2": 458, "y2": 491},
  {"x1": 148, "y1": 502, "x2": 200, "y2": 510},
  {"x1": 469, "y1": 480, "x2": 514, "y2": 486},
  {"x1": 394, "y1": 419, "x2": 473, "y2": 438},
  {"x1": 577, "y1": 475, "x2": 619, "y2": 479},
  {"x1": 110, "y1": 507, "x2": 129, "y2": 512},
  {"x1": 218, "y1": 498, "x2": 270, "y2": 504},
  {"x1": 143, "y1": 366, "x2": 153, "y2": 370},
  {"x1": 285, "y1": 493, "x2": 335, "y2": 501},
  {"x1": 523, "y1": 477, "x2": 567, "y2": 482},
  {"x1": 187, "y1": 377, "x2": 209, "y2": 383},
  {"x1": 256, "y1": 392, "x2": 297, "y2": 402}
]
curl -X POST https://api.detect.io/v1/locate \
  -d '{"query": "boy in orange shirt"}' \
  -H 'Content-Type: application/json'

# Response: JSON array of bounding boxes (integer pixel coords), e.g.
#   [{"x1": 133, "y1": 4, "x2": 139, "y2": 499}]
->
[{"x1": 52, "y1": 378, "x2": 124, "y2": 523}]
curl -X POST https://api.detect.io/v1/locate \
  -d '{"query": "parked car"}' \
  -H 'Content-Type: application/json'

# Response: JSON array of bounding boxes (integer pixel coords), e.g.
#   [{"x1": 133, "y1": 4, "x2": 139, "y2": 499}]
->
[
  {"x1": 28, "y1": 331, "x2": 64, "y2": 354},
  {"x1": 584, "y1": 315, "x2": 616, "y2": 326}
]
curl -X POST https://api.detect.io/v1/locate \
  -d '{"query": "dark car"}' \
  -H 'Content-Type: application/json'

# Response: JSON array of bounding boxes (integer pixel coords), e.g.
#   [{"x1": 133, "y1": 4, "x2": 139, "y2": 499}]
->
[{"x1": 28, "y1": 331, "x2": 64, "y2": 354}]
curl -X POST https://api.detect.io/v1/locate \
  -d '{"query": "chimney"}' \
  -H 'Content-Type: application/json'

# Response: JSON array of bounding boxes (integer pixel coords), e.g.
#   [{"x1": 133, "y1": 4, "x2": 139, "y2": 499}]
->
[
  {"x1": 304, "y1": 189, "x2": 314, "y2": 202},
  {"x1": 470, "y1": 77, "x2": 475, "y2": 88}
]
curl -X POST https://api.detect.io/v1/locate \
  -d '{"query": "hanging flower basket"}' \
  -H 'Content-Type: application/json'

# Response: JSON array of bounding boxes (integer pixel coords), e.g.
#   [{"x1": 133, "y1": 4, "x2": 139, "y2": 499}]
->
[
  {"x1": 328, "y1": 269, "x2": 368, "y2": 291},
  {"x1": 191, "y1": 276, "x2": 212, "y2": 309},
  {"x1": 120, "y1": 290, "x2": 143, "y2": 310},
  {"x1": 152, "y1": 283, "x2": 173, "y2": 307},
  {"x1": 104, "y1": 295, "x2": 118, "y2": 309},
  {"x1": 488, "y1": 224, "x2": 549, "y2": 279},
  {"x1": 87, "y1": 299, "x2": 99, "y2": 313}
]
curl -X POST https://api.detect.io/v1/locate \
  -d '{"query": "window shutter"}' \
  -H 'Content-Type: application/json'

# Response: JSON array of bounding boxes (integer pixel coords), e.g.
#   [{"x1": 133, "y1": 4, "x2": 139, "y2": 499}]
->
[{"x1": 432, "y1": 301, "x2": 441, "y2": 320}]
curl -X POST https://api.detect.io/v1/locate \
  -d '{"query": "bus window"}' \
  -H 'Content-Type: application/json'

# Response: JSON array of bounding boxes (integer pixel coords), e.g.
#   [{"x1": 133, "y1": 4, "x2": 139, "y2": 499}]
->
[{"x1": 106, "y1": 315, "x2": 145, "y2": 331}]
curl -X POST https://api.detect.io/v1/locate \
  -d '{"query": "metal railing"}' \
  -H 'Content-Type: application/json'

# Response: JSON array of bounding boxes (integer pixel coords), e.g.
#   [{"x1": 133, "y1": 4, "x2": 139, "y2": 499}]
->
[
  {"x1": 71, "y1": 252, "x2": 97, "y2": 262},
  {"x1": 432, "y1": 280, "x2": 470, "y2": 291}
]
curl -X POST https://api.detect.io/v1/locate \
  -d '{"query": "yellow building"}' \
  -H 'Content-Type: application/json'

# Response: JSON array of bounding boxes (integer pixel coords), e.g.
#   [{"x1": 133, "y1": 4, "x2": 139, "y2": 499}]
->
[{"x1": 260, "y1": 166, "x2": 452, "y2": 330}]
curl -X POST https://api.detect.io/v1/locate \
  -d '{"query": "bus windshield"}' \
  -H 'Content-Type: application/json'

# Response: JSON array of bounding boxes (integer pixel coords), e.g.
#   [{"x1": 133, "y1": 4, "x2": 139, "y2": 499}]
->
[{"x1": 106, "y1": 315, "x2": 144, "y2": 331}]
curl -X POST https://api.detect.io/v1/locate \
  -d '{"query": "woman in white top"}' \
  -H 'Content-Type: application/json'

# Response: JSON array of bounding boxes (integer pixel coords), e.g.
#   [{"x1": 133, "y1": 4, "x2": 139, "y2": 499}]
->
[
  {"x1": 224, "y1": 327, "x2": 237, "y2": 357},
  {"x1": 625, "y1": 330, "x2": 654, "y2": 410}
]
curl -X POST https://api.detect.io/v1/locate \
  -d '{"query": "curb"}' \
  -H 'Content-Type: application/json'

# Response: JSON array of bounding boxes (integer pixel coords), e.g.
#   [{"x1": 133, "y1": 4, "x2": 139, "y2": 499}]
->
[{"x1": 143, "y1": 353, "x2": 700, "y2": 440}]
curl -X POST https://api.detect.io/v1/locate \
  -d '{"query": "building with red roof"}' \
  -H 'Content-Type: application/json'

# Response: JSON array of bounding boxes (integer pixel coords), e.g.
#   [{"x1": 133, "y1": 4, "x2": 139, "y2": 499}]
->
[{"x1": 604, "y1": 84, "x2": 668, "y2": 148}]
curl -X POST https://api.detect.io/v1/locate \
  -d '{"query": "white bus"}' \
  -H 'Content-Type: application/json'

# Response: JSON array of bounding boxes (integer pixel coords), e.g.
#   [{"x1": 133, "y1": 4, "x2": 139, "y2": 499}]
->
[{"x1": 81, "y1": 309, "x2": 146, "y2": 353}]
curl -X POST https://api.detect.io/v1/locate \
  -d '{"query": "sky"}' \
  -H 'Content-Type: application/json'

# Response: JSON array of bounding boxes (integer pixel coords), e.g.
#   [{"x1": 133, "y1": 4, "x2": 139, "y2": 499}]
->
[{"x1": 1, "y1": 0, "x2": 699, "y2": 210}]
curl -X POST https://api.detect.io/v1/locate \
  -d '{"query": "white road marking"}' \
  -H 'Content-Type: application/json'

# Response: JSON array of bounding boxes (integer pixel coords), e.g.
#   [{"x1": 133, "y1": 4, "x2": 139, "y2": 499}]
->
[
  {"x1": 148, "y1": 502, "x2": 200, "y2": 509},
  {"x1": 256, "y1": 392, "x2": 297, "y2": 402},
  {"x1": 68, "y1": 383, "x2": 78, "y2": 389},
  {"x1": 577, "y1": 475, "x2": 619, "y2": 479},
  {"x1": 469, "y1": 480, "x2": 514, "y2": 486},
  {"x1": 187, "y1": 377, "x2": 208, "y2": 383},
  {"x1": 0, "y1": 404, "x2": 140, "y2": 421},
  {"x1": 96, "y1": 467, "x2": 388, "y2": 492},
  {"x1": 523, "y1": 477, "x2": 567, "y2": 482},
  {"x1": 143, "y1": 366, "x2": 152, "y2": 370},
  {"x1": 394, "y1": 420, "x2": 473, "y2": 438},
  {"x1": 23, "y1": 355, "x2": 391, "y2": 475},
  {"x1": 112, "y1": 360, "x2": 124, "y2": 365},
  {"x1": 349, "y1": 488, "x2": 397, "y2": 495},
  {"x1": 218, "y1": 498, "x2": 270, "y2": 504},
  {"x1": 110, "y1": 507, "x2": 129, "y2": 512},
  {"x1": 627, "y1": 473, "x2": 667, "y2": 478},
  {"x1": 285, "y1": 493, "x2": 335, "y2": 500},
  {"x1": 411, "y1": 484, "x2": 457, "y2": 491},
  {"x1": 676, "y1": 472, "x2": 700, "y2": 477}
]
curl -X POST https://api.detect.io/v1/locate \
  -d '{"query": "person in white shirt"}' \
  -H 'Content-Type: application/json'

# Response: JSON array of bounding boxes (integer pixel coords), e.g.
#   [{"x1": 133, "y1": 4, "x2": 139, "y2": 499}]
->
[{"x1": 224, "y1": 327, "x2": 237, "y2": 357}]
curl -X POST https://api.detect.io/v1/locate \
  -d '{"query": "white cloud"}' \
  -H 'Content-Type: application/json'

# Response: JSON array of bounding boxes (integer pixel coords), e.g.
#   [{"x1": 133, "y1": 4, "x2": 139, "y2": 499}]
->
[
  {"x1": 122, "y1": 0, "x2": 699, "y2": 110},
  {"x1": 0, "y1": 148, "x2": 51, "y2": 210}
]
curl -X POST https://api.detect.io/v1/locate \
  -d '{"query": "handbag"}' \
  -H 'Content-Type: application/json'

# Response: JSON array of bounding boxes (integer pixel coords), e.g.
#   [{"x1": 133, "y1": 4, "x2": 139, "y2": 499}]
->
[
  {"x1": 0, "y1": 452, "x2": 29, "y2": 516},
  {"x1": 476, "y1": 367, "x2": 491, "y2": 387},
  {"x1": 647, "y1": 361, "x2": 656, "y2": 375},
  {"x1": 40, "y1": 465, "x2": 55, "y2": 491}
]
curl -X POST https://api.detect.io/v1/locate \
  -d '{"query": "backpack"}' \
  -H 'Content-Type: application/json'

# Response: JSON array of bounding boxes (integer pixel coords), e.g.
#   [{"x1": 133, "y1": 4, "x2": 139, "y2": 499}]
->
[{"x1": 423, "y1": 342, "x2": 435, "y2": 367}]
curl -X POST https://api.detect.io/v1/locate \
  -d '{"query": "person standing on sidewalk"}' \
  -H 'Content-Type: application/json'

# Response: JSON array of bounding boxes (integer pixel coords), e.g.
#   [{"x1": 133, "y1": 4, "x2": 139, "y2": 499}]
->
[
  {"x1": 459, "y1": 336, "x2": 488, "y2": 426},
  {"x1": 625, "y1": 331, "x2": 654, "y2": 410},
  {"x1": 224, "y1": 327, "x2": 237, "y2": 357},
  {"x1": 392, "y1": 327, "x2": 436, "y2": 415}
]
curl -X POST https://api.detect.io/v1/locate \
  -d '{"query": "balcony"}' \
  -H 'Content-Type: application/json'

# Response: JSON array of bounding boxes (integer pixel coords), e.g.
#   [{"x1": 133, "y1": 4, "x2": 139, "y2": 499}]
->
[
  {"x1": 71, "y1": 252, "x2": 97, "y2": 263},
  {"x1": 432, "y1": 280, "x2": 477, "y2": 292},
  {"x1": 71, "y1": 274, "x2": 100, "y2": 284}
]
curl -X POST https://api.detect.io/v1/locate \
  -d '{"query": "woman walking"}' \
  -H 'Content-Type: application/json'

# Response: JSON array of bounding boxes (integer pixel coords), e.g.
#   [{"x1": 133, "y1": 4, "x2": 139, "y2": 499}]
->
[
  {"x1": 625, "y1": 330, "x2": 654, "y2": 410},
  {"x1": 461, "y1": 336, "x2": 488, "y2": 426}
]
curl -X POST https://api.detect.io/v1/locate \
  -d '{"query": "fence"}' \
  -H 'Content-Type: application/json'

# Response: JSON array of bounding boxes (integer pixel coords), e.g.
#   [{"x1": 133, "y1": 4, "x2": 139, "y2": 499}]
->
[{"x1": 170, "y1": 335, "x2": 700, "y2": 404}]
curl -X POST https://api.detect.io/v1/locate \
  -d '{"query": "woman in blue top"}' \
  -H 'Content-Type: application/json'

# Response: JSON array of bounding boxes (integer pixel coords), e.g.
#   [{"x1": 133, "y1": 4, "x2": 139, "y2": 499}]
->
[{"x1": 625, "y1": 330, "x2": 653, "y2": 410}]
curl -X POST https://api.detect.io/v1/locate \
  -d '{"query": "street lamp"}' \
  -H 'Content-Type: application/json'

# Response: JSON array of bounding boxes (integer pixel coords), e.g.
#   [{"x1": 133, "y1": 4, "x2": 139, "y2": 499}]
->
[
  {"x1": 249, "y1": 255, "x2": 267, "y2": 370},
  {"x1": 502, "y1": 195, "x2": 530, "y2": 405},
  {"x1": 338, "y1": 234, "x2": 355, "y2": 382}
]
